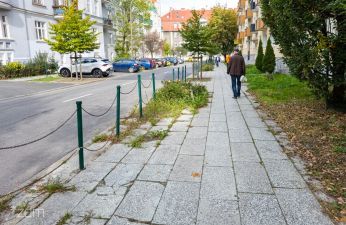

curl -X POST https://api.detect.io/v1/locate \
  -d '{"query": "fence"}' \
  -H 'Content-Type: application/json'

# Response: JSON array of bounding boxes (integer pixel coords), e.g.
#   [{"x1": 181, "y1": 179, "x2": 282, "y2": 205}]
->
[{"x1": 0, "y1": 65, "x2": 188, "y2": 171}]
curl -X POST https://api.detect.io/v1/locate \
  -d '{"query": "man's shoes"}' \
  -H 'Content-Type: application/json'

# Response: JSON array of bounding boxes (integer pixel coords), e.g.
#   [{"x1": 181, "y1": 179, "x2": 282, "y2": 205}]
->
[
  {"x1": 237, "y1": 93, "x2": 241, "y2": 97},
  {"x1": 232, "y1": 96, "x2": 237, "y2": 99}
]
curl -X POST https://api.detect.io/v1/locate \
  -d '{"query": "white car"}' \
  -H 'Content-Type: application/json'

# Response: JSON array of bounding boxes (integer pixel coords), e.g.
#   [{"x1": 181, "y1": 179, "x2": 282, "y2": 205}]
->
[{"x1": 58, "y1": 58, "x2": 112, "y2": 78}]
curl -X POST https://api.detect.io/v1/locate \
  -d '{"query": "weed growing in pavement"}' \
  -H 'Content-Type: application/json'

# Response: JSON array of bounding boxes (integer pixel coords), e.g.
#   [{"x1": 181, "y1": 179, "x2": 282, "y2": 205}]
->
[
  {"x1": 0, "y1": 195, "x2": 13, "y2": 213},
  {"x1": 81, "y1": 210, "x2": 95, "y2": 224},
  {"x1": 92, "y1": 133, "x2": 109, "y2": 143},
  {"x1": 148, "y1": 130, "x2": 168, "y2": 140},
  {"x1": 39, "y1": 179, "x2": 76, "y2": 195},
  {"x1": 129, "y1": 135, "x2": 145, "y2": 148},
  {"x1": 56, "y1": 212, "x2": 72, "y2": 225},
  {"x1": 14, "y1": 201, "x2": 30, "y2": 214}
]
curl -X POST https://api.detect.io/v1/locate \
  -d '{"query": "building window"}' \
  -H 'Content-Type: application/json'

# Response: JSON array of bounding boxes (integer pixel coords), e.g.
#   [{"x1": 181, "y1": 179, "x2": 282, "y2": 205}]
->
[
  {"x1": 0, "y1": 16, "x2": 9, "y2": 38},
  {"x1": 109, "y1": 33, "x2": 114, "y2": 44},
  {"x1": 94, "y1": 0, "x2": 99, "y2": 16},
  {"x1": 33, "y1": 0, "x2": 45, "y2": 6},
  {"x1": 5, "y1": 42, "x2": 10, "y2": 49},
  {"x1": 86, "y1": 0, "x2": 91, "y2": 14},
  {"x1": 35, "y1": 21, "x2": 47, "y2": 40}
]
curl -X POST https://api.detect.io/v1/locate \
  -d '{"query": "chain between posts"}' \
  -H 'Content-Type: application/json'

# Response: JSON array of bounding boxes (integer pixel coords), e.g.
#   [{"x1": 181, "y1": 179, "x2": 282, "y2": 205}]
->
[
  {"x1": 120, "y1": 82, "x2": 138, "y2": 95},
  {"x1": 82, "y1": 95, "x2": 117, "y2": 117}
]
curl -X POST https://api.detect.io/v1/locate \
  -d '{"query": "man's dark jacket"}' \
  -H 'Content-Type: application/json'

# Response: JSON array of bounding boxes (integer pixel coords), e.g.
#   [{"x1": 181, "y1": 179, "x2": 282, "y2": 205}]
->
[{"x1": 227, "y1": 54, "x2": 246, "y2": 76}]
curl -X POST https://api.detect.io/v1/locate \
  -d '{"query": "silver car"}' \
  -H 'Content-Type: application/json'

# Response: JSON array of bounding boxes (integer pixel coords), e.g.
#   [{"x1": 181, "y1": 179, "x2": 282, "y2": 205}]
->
[{"x1": 58, "y1": 58, "x2": 112, "y2": 78}]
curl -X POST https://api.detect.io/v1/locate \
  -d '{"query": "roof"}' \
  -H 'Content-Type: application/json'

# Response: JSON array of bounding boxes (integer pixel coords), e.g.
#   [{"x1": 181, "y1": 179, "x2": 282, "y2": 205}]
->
[{"x1": 161, "y1": 9, "x2": 212, "y2": 32}]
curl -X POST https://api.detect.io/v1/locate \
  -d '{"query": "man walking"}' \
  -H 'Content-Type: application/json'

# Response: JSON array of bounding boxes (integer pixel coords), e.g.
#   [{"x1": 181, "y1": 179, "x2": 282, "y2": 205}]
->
[{"x1": 227, "y1": 49, "x2": 246, "y2": 99}]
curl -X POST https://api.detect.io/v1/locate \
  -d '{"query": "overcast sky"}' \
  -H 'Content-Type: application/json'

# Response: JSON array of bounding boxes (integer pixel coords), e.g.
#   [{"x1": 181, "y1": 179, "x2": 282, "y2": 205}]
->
[{"x1": 159, "y1": 0, "x2": 238, "y2": 15}]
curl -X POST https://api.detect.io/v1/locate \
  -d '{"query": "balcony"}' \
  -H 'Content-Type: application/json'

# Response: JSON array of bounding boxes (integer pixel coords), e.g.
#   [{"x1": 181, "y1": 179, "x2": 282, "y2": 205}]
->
[
  {"x1": 246, "y1": 9, "x2": 253, "y2": 19},
  {"x1": 238, "y1": 0, "x2": 246, "y2": 9},
  {"x1": 0, "y1": 0, "x2": 12, "y2": 10},
  {"x1": 103, "y1": 18, "x2": 113, "y2": 26},
  {"x1": 245, "y1": 27, "x2": 251, "y2": 37},
  {"x1": 250, "y1": 23, "x2": 256, "y2": 32},
  {"x1": 237, "y1": 15, "x2": 245, "y2": 26},
  {"x1": 250, "y1": 0, "x2": 256, "y2": 10},
  {"x1": 256, "y1": 18, "x2": 266, "y2": 31}
]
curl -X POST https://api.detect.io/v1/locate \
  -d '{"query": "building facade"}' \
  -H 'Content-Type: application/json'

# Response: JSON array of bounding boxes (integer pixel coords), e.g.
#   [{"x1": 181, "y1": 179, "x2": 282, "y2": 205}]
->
[
  {"x1": 0, "y1": 0, "x2": 115, "y2": 65},
  {"x1": 161, "y1": 9, "x2": 211, "y2": 50},
  {"x1": 236, "y1": 0, "x2": 288, "y2": 73}
]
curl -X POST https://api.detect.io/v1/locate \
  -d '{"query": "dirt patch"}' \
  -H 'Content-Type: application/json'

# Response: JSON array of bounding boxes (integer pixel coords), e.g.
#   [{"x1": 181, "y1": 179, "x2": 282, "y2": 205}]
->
[{"x1": 255, "y1": 99, "x2": 346, "y2": 222}]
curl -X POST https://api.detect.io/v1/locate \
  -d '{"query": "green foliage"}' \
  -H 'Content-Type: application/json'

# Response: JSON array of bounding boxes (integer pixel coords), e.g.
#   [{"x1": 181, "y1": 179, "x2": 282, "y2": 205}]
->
[
  {"x1": 39, "y1": 179, "x2": 76, "y2": 195},
  {"x1": 208, "y1": 7, "x2": 237, "y2": 56},
  {"x1": 262, "y1": 38, "x2": 276, "y2": 74},
  {"x1": 108, "y1": 0, "x2": 151, "y2": 57},
  {"x1": 32, "y1": 75, "x2": 60, "y2": 82},
  {"x1": 56, "y1": 212, "x2": 72, "y2": 225},
  {"x1": 46, "y1": 2, "x2": 99, "y2": 55},
  {"x1": 130, "y1": 135, "x2": 145, "y2": 148},
  {"x1": 261, "y1": 0, "x2": 346, "y2": 105},
  {"x1": 92, "y1": 133, "x2": 109, "y2": 143},
  {"x1": 162, "y1": 41, "x2": 171, "y2": 56},
  {"x1": 0, "y1": 195, "x2": 13, "y2": 213},
  {"x1": 247, "y1": 73, "x2": 314, "y2": 104},
  {"x1": 246, "y1": 65, "x2": 262, "y2": 75},
  {"x1": 14, "y1": 201, "x2": 29, "y2": 214},
  {"x1": 180, "y1": 10, "x2": 216, "y2": 56},
  {"x1": 255, "y1": 39, "x2": 264, "y2": 72},
  {"x1": 175, "y1": 46, "x2": 188, "y2": 57},
  {"x1": 202, "y1": 63, "x2": 214, "y2": 71}
]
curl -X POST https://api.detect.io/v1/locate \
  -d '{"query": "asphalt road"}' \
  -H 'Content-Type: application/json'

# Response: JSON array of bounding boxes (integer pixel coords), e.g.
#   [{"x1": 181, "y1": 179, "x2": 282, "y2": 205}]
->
[{"x1": 0, "y1": 64, "x2": 192, "y2": 195}]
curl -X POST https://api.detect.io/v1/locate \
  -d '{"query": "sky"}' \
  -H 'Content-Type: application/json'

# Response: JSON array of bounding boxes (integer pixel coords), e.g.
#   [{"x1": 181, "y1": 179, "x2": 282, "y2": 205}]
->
[{"x1": 158, "y1": 0, "x2": 238, "y2": 15}]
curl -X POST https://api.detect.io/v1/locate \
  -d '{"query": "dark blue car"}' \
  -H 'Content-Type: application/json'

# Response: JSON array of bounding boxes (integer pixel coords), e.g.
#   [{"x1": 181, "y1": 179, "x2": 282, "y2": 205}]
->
[
  {"x1": 113, "y1": 59, "x2": 140, "y2": 73},
  {"x1": 139, "y1": 59, "x2": 152, "y2": 70},
  {"x1": 165, "y1": 57, "x2": 178, "y2": 65}
]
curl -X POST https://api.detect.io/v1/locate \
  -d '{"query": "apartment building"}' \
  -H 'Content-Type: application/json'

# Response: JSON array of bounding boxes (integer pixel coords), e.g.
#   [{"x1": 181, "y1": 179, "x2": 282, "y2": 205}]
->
[
  {"x1": 161, "y1": 8, "x2": 212, "y2": 49},
  {"x1": 0, "y1": 0, "x2": 116, "y2": 65},
  {"x1": 236, "y1": 0, "x2": 288, "y2": 73}
]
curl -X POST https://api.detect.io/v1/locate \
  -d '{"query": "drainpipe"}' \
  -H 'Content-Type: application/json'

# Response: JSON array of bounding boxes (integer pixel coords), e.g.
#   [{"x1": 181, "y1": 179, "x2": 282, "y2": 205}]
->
[{"x1": 23, "y1": 0, "x2": 32, "y2": 61}]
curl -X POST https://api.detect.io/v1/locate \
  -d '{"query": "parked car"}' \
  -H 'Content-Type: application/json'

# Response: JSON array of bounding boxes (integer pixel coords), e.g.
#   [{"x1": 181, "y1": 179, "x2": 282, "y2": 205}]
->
[
  {"x1": 139, "y1": 58, "x2": 156, "y2": 70},
  {"x1": 155, "y1": 59, "x2": 164, "y2": 67},
  {"x1": 165, "y1": 57, "x2": 178, "y2": 66},
  {"x1": 159, "y1": 58, "x2": 169, "y2": 67},
  {"x1": 178, "y1": 58, "x2": 184, "y2": 64},
  {"x1": 113, "y1": 59, "x2": 141, "y2": 73},
  {"x1": 58, "y1": 58, "x2": 112, "y2": 78}
]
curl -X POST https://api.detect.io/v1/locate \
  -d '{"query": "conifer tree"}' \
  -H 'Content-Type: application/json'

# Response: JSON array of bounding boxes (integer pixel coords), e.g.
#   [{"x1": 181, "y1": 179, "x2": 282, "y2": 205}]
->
[
  {"x1": 262, "y1": 38, "x2": 276, "y2": 74},
  {"x1": 255, "y1": 39, "x2": 264, "y2": 72}
]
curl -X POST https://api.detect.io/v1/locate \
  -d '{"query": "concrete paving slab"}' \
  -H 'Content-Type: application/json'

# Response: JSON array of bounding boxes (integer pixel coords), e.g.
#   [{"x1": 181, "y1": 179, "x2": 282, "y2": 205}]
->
[
  {"x1": 234, "y1": 162, "x2": 273, "y2": 194},
  {"x1": 177, "y1": 114, "x2": 193, "y2": 122},
  {"x1": 121, "y1": 147, "x2": 155, "y2": 164},
  {"x1": 170, "y1": 121, "x2": 190, "y2": 132},
  {"x1": 185, "y1": 127, "x2": 208, "y2": 139},
  {"x1": 245, "y1": 117, "x2": 267, "y2": 128},
  {"x1": 180, "y1": 138, "x2": 206, "y2": 156},
  {"x1": 153, "y1": 181, "x2": 200, "y2": 225},
  {"x1": 169, "y1": 155, "x2": 204, "y2": 182},
  {"x1": 150, "y1": 125, "x2": 169, "y2": 132},
  {"x1": 200, "y1": 166, "x2": 237, "y2": 200},
  {"x1": 227, "y1": 118, "x2": 248, "y2": 130},
  {"x1": 116, "y1": 181, "x2": 164, "y2": 222},
  {"x1": 254, "y1": 140, "x2": 288, "y2": 160},
  {"x1": 197, "y1": 199, "x2": 240, "y2": 225},
  {"x1": 148, "y1": 144, "x2": 180, "y2": 165},
  {"x1": 73, "y1": 192, "x2": 124, "y2": 219},
  {"x1": 264, "y1": 160, "x2": 306, "y2": 188},
  {"x1": 107, "y1": 216, "x2": 146, "y2": 225},
  {"x1": 204, "y1": 147, "x2": 232, "y2": 167},
  {"x1": 210, "y1": 113, "x2": 227, "y2": 122},
  {"x1": 231, "y1": 142, "x2": 260, "y2": 162},
  {"x1": 104, "y1": 163, "x2": 144, "y2": 187},
  {"x1": 249, "y1": 128, "x2": 276, "y2": 141},
  {"x1": 68, "y1": 217, "x2": 107, "y2": 225},
  {"x1": 160, "y1": 132, "x2": 186, "y2": 145},
  {"x1": 229, "y1": 128, "x2": 253, "y2": 143},
  {"x1": 275, "y1": 188, "x2": 333, "y2": 225},
  {"x1": 239, "y1": 193, "x2": 286, "y2": 225},
  {"x1": 206, "y1": 132, "x2": 230, "y2": 147},
  {"x1": 191, "y1": 117, "x2": 209, "y2": 127},
  {"x1": 137, "y1": 164, "x2": 172, "y2": 182},
  {"x1": 208, "y1": 121, "x2": 228, "y2": 132},
  {"x1": 94, "y1": 144, "x2": 131, "y2": 163},
  {"x1": 156, "y1": 118, "x2": 174, "y2": 126}
]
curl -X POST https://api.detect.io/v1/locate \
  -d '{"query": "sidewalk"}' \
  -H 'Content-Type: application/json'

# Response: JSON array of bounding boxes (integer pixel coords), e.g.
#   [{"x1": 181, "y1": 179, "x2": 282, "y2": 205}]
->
[{"x1": 16, "y1": 65, "x2": 333, "y2": 225}]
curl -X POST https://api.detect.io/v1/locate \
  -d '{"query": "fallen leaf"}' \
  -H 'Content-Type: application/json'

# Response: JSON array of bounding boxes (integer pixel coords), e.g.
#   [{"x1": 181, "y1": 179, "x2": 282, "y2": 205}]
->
[{"x1": 191, "y1": 172, "x2": 201, "y2": 177}]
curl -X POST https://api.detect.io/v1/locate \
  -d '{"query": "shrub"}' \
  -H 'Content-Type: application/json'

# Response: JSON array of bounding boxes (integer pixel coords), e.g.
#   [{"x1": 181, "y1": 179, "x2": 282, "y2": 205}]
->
[
  {"x1": 0, "y1": 62, "x2": 25, "y2": 79},
  {"x1": 255, "y1": 39, "x2": 264, "y2": 72},
  {"x1": 262, "y1": 38, "x2": 276, "y2": 74},
  {"x1": 202, "y1": 63, "x2": 214, "y2": 71}
]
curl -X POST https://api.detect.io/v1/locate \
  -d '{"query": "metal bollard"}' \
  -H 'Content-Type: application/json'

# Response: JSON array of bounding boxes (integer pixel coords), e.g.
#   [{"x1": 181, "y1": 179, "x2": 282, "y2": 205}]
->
[
  {"x1": 185, "y1": 65, "x2": 187, "y2": 82},
  {"x1": 152, "y1": 73, "x2": 156, "y2": 99},
  {"x1": 76, "y1": 101, "x2": 85, "y2": 170},
  {"x1": 116, "y1": 85, "x2": 121, "y2": 136},
  {"x1": 178, "y1": 67, "x2": 180, "y2": 80},
  {"x1": 138, "y1": 74, "x2": 143, "y2": 118},
  {"x1": 173, "y1": 68, "x2": 175, "y2": 81}
]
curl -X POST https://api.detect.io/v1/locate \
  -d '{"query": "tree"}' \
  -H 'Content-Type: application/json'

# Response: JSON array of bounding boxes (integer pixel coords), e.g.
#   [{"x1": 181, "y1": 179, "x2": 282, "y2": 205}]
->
[
  {"x1": 107, "y1": 0, "x2": 151, "y2": 58},
  {"x1": 208, "y1": 7, "x2": 238, "y2": 59},
  {"x1": 175, "y1": 46, "x2": 188, "y2": 58},
  {"x1": 261, "y1": 0, "x2": 346, "y2": 107},
  {"x1": 262, "y1": 38, "x2": 276, "y2": 74},
  {"x1": 46, "y1": 1, "x2": 99, "y2": 79},
  {"x1": 180, "y1": 10, "x2": 215, "y2": 78},
  {"x1": 162, "y1": 41, "x2": 171, "y2": 56},
  {"x1": 144, "y1": 31, "x2": 162, "y2": 58},
  {"x1": 255, "y1": 39, "x2": 264, "y2": 72}
]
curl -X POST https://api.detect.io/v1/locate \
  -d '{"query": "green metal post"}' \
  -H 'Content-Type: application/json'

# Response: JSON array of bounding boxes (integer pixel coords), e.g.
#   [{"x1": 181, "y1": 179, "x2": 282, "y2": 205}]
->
[
  {"x1": 116, "y1": 85, "x2": 121, "y2": 136},
  {"x1": 178, "y1": 67, "x2": 180, "y2": 80},
  {"x1": 182, "y1": 67, "x2": 184, "y2": 82},
  {"x1": 173, "y1": 68, "x2": 175, "y2": 81},
  {"x1": 152, "y1": 73, "x2": 156, "y2": 99},
  {"x1": 184, "y1": 65, "x2": 187, "y2": 82},
  {"x1": 76, "y1": 101, "x2": 85, "y2": 170},
  {"x1": 138, "y1": 74, "x2": 143, "y2": 118}
]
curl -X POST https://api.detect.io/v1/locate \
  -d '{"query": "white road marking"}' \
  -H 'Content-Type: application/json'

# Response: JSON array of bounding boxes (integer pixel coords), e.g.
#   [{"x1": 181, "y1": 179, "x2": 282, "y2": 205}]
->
[
  {"x1": 121, "y1": 81, "x2": 137, "y2": 86},
  {"x1": 164, "y1": 71, "x2": 170, "y2": 74},
  {"x1": 63, "y1": 93, "x2": 92, "y2": 103}
]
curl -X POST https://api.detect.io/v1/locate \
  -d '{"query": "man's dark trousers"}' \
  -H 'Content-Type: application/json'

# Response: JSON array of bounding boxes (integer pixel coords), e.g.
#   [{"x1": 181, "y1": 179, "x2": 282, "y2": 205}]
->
[{"x1": 231, "y1": 75, "x2": 241, "y2": 97}]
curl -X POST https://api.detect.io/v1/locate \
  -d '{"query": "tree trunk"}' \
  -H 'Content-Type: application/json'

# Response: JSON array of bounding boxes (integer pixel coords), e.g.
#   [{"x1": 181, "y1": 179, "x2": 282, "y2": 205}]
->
[
  {"x1": 74, "y1": 52, "x2": 78, "y2": 80},
  {"x1": 200, "y1": 54, "x2": 203, "y2": 79},
  {"x1": 79, "y1": 53, "x2": 82, "y2": 81},
  {"x1": 222, "y1": 54, "x2": 226, "y2": 63},
  {"x1": 70, "y1": 55, "x2": 73, "y2": 80},
  {"x1": 151, "y1": 51, "x2": 153, "y2": 59}
]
